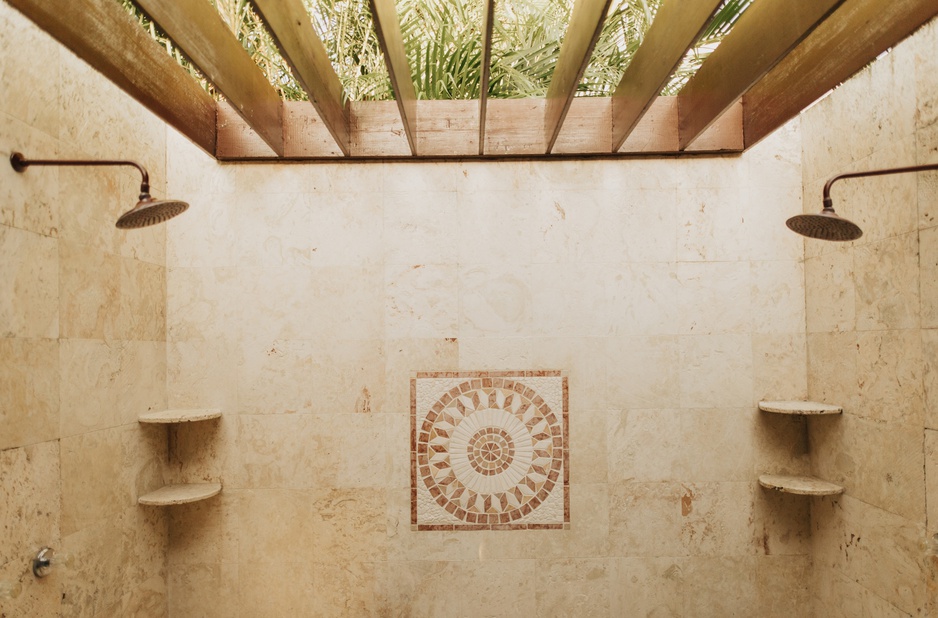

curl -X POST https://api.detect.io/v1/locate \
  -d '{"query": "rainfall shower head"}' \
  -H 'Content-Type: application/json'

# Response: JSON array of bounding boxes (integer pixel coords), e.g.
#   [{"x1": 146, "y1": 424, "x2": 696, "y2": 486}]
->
[
  {"x1": 10, "y1": 151, "x2": 188, "y2": 229},
  {"x1": 788, "y1": 162, "x2": 938, "y2": 242}
]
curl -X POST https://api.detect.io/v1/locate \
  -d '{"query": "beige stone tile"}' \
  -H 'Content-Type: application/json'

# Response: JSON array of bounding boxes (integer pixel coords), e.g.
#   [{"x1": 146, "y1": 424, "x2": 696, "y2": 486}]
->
[
  {"x1": 119, "y1": 257, "x2": 166, "y2": 341},
  {"x1": 918, "y1": 157, "x2": 938, "y2": 230},
  {"x1": 526, "y1": 190, "x2": 610, "y2": 265},
  {"x1": 535, "y1": 558, "x2": 610, "y2": 617},
  {"x1": 0, "y1": 337, "x2": 59, "y2": 450},
  {"x1": 166, "y1": 267, "x2": 237, "y2": 342},
  {"x1": 167, "y1": 339, "x2": 238, "y2": 412},
  {"x1": 60, "y1": 427, "x2": 129, "y2": 536},
  {"x1": 525, "y1": 337, "x2": 606, "y2": 410},
  {"x1": 568, "y1": 407, "x2": 607, "y2": 484},
  {"x1": 811, "y1": 565, "x2": 913, "y2": 618},
  {"x1": 385, "y1": 338, "x2": 459, "y2": 413},
  {"x1": 924, "y1": 329, "x2": 938, "y2": 430},
  {"x1": 243, "y1": 488, "x2": 387, "y2": 565},
  {"x1": 854, "y1": 233, "x2": 920, "y2": 331},
  {"x1": 309, "y1": 338, "x2": 386, "y2": 414},
  {"x1": 167, "y1": 563, "x2": 239, "y2": 618},
  {"x1": 456, "y1": 190, "x2": 535, "y2": 266},
  {"x1": 309, "y1": 561, "x2": 379, "y2": 617},
  {"x1": 307, "y1": 413, "x2": 389, "y2": 489},
  {"x1": 745, "y1": 117, "x2": 802, "y2": 189},
  {"x1": 609, "y1": 557, "x2": 685, "y2": 617},
  {"x1": 456, "y1": 337, "x2": 533, "y2": 372},
  {"x1": 921, "y1": 227, "x2": 938, "y2": 328},
  {"x1": 122, "y1": 424, "x2": 167, "y2": 505},
  {"x1": 844, "y1": 141, "x2": 919, "y2": 246},
  {"x1": 237, "y1": 560, "x2": 317, "y2": 616},
  {"x1": 229, "y1": 192, "x2": 313, "y2": 267},
  {"x1": 116, "y1": 200, "x2": 167, "y2": 269},
  {"x1": 605, "y1": 335, "x2": 680, "y2": 409},
  {"x1": 609, "y1": 262, "x2": 681, "y2": 336},
  {"x1": 0, "y1": 8, "x2": 60, "y2": 134},
  {"x1": 678, "y1": 261, "x2": 752, "y2": 335},
  {"x1": 602, "y1": 188, "x2": 680, "y2": 263},
  {"x1": 608, "y1": 409, "x2": 681, "y2": 483},
  {"x1": 58, "y1": 239, "x2": 120, "y2": 340},
  {"x1": 0, "y1": 442, "x2": 60, "y2": 569},
  {"x1": 754, "y1": 412, "x2": 810, "y2": 479},
  {"x1": 680, "y1": 482, "x2": 754, "y2": 557},
  {"x1": 750, "y1": 260, "x2": 805, "y2": 334},
  {"x1": 237, "y1": 338, "x2": 314, "y2": 414},
  {"x1": 306, "y1": 191, "x2": 384, "y2": 267},
  {"x1": 58, "y1": 338, "x2": 120, "y2": 437},
  {"x1": 679, "y1": 335, "x2": 753, "y2": 408},
  {"x1": 752, "y1": 332, "x2": 808, "y2": 404},
  {"x1": 384, "y1": 190, "x2": 458, "y2": 265},
  {"x1": 60, "y1": 512, "x2": 127, "y2": 617},
  {"x1": 236, "y1": 414, "x2": 313, "y2": 489},
  {"x1": 0, "y1": 558, "x2": 62, "y2": 618},
  {"x1": 376, "y1": 559, "x2": 536, "y2": 617},
  {"x1": 676, "y1": 186, "x2": 748, "y2": 262},
  {"x1": 682, "y1": 556, "x2": 758, "y2": 616},
  {"x1": 459, "y1": 264, "x2": 535, "y2": 335},
  {"x1": 387, "y1": 263, "x2": 458, "y2": 338},
  {"x1": 537, "y1": 483, "x2": 609, "y2": 560},
  {"x1": 608, "y1": 482, "x2": 685, "y2": 557},
  {"x1": 813, "y1": 494, "x2": 926, "y2": 615},
  {"x1": 678, "y1": 409, "x2": 755, "y2": 482},
  {"x1": 384, "y1": 489, "x2": 482, "y2": 562},
  {"x1": 750, "y1": 488, "x2": 811, "y2": 557},
  {"x1": 812, "y1": 415, "x2": 924, "y2": 523},
  {"x1": 301, "y1": 265, "x2": 385, "y2": 340},
  {"x1": 166, "y1": 412, "x2": 235, "y2": 486},
  {"x1": 166, "y1": 192, "x2": 238, "y2": 268},
  {"x1": 119, "y1": 575, "x2": 166, "y2": 618},
  {"x1": 857, "y1": 329, "x2": 925, "y2": 427},
  {"x1": 118, "y1": 505, "x2": 168, "y2": 609},
  {"x1": 386, "y1": 413, "x2": 410, "y2": 489},
  {"x1": 754, "y1": 556, "x2": 812, "y2": 617},
  {"x1": 807, "y1": 331, "x2": 860, "y2": 413},
  {"x1": 926, "y1": 430, "x2": 938, "y2": 539},
  {"x1": 383, "y1": 161, "x2": 459, "y2": 193},
  {"x1": 0, "y1": 225, "x2": 58, "y2": 338},
  {"x1": 0, "y1": 113, "x2": 60, "y2": 238},
  {"x1": 115, "y1": 340, "x2": 167, "y2": 425},
  {"x1": 744, "y1": 185, "x2": 805, "y2": 262},
  {"x1": 804, "y1": 247, "x2": 856, "y2": 333},
  {"x1": 528, "y1": 264, "x2": 614, "y2": 337},
  {"x1": 914, "y1": 18, "x2": 938, "y2": 129},
  {"x1": 168, "y1": 489, "x2": 240, "y2": 567}
]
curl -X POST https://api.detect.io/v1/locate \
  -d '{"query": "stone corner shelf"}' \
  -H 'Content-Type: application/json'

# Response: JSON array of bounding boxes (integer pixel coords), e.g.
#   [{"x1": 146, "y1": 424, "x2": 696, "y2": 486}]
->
[
  {"x1": 758, "y1": 474, "x2": 844, "y2": 496},
  {"x1": 758, "y1": 401, "x2": 842, "y2": 416},
  {"x1": 138, "y1": 483, "x2": 222, "y2": 506},
  {"x1": 138, "y1": 408, "x2": 222, "y2": 424}
]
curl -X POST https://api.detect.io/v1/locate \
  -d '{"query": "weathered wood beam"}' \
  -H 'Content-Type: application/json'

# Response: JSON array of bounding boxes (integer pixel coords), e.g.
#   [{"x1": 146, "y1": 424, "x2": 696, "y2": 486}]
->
[
  {"x1": 479, "y1": 0, "x2": 495, "y2": 155},
  {"x1": 611, "y1": 0, "x2": 722, "y2": 152},
  {"x1": 677, "y1": 0, "x2": 845, "y2": 150},
  {"x1": 7, "y1": 0, "x2": 216, "y2": 155},
  {"x1": 544, "y1": 0, "x2": 613, "y2": 153},
  {"x1": 133, "y1": 0, "x2": 284, "y2": 156},
  {"x1": 369, "y1": 0, "x2": 418, "y2": 155},
  {"x1": 250, "y1": 0, "x2": 350, "y2": 156},
  {"x1": 745, "y1": 0, "x2": 938, "y2": 148}
]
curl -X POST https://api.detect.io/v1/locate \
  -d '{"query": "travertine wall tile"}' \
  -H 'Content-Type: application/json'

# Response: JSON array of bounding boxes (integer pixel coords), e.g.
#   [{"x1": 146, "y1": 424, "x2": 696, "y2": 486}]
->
[
  {"x1": 607, "y1": 409, "x2": 681, "y2": 483},
  {"x1": 0, "y1": 225, "x2": 58, "y2": 338},
  {"x1": 0, "y1": 113, "x2": 59, "y2": 237},
  {"x1": 59, "y1": 427, "x2": 129, "y2": 536},
  {"x1": 678, "y1": 334, "x2": 753, "y2": 408},
  {"x1": 752, "y1": 332, "x2": 808, "y2": 403},
  {"x1": 58, "y1": 239, "x2": 120, "y2": 339},
  {"x1": 0, "y1": 337, "x2": 59, "y2": 450}
]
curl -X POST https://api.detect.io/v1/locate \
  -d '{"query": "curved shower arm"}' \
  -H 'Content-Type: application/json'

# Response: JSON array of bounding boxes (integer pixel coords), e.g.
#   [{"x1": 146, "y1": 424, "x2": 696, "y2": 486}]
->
[
  {"x1": 823, "y1": 162, "x2": 938, "y2": 209},
  {"x1": 10, "y1": 152, "x2": 150, "y2": 197}
]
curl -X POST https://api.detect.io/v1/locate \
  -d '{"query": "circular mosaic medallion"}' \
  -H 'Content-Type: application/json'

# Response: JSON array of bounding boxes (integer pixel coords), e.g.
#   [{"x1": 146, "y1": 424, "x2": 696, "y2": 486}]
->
[{"x1": 416, "y1": 378, "x2": 563, "y2": 525}]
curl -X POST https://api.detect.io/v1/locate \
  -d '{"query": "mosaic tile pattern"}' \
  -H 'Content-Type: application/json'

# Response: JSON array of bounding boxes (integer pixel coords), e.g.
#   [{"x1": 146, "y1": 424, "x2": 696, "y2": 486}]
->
[{"x1": 412, "y1": 371, "x2": 569, "y2": 530}]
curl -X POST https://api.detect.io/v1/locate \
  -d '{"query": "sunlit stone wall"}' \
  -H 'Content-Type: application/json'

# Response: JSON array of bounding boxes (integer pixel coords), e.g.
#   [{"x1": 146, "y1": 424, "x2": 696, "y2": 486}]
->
[
  {"x1": 0, "y1": 2, "x2": 170, "y2": 615},
  {"x1": 165, "y1": 118, "x2": 809, "y2": 614},
  {"x1": 801, "y1": 17, "x2": 938, "y2": 617}
]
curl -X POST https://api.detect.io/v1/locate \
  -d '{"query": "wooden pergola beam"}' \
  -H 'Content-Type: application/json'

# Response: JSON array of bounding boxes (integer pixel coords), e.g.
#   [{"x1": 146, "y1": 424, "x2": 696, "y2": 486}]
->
[
  {"x1": 611, "y1": 0, "x2": 723, "y2": 152},
  {"x1": 133, "y1": 0, "x2": 284, "y2": 156},
  {"x1": 677, "y1": 0, "x2": 845, "y2": 150},
  {"x1": 744, "y1": 0, "x2": 938, "y2": 148},
  {"x1": 369, "y1": 0, "x2": 418, "y2": 155},
  {"x1": 250, "y1": 0, "x2": 350, "y2": 156},
  {"x1": 478, "y1": 0, "x2": 496, "y2": 155},
  {"x1": 7, "y1": 0, "x2": 216, "y2": 155},
  {"x1": 544, "y1": 0, "x2": 613, "y2": 153}
]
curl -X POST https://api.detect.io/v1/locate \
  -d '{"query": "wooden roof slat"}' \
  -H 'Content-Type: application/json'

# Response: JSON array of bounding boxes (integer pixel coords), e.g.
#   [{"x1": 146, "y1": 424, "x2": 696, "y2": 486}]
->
[
  {"x1": 369, "y1": 0, "x2": 418, "y2": 155},
  {"x1": 133, "y1": 0, "x2": 284, "y2": 156},
  {"x1": 478, "y1": 0, "x2": 496, "y2": 155},
  {"x1": 7, "y1": 0, "x2": 216, "y2": 155},
  {"x1": 677, "y1": 0, "x2": 846, "y2": 150},
  {"x1": 744, "y1": 0, "x2": 938, "y2": 148},
  {"x1": 250, "y1": 0, "x2": 350, "y2": 156},
  {"x1": 544, "y1": 0, "x2": 614, "y2": 153},
  {"x1": 611, "y1": 0, "x2": 723, "y2": 152}
]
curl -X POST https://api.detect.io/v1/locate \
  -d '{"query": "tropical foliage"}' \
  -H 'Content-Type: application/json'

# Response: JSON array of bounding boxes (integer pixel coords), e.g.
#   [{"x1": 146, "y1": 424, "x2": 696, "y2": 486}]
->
[{"x1": 123, "y1": 0, "x2": 750, "y2": 102}]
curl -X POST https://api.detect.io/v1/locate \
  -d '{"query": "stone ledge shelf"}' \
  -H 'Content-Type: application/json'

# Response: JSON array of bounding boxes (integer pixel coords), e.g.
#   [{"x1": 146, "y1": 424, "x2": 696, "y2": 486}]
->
[
  {"x1": 758, "y1": 401, "x2": 842, "y2": 415},
  {"x1": 758, "y1": 474, "x2": 844, "y2": 496},
  {"x1": 138, "y1": 483, "x2": 222, "y2": 506},
  {"x1": 138, "y1": 408, "x2": 222, "y2": 424}
]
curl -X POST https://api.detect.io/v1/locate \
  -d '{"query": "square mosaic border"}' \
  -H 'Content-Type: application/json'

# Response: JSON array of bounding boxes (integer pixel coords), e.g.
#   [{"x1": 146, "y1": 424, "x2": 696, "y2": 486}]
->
[{"x1": 411, "y1": 371, "x2": 569, "y2": 531}]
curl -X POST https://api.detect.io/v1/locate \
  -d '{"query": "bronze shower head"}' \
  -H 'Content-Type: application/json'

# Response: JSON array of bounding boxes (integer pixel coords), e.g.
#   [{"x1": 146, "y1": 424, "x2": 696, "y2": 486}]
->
[
  {"x1": 10, "y1": 151, "x2": 188, "y2": 229},
  {"x1": 788, "y1": 163, "x2": 938, "y2": 242}
]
